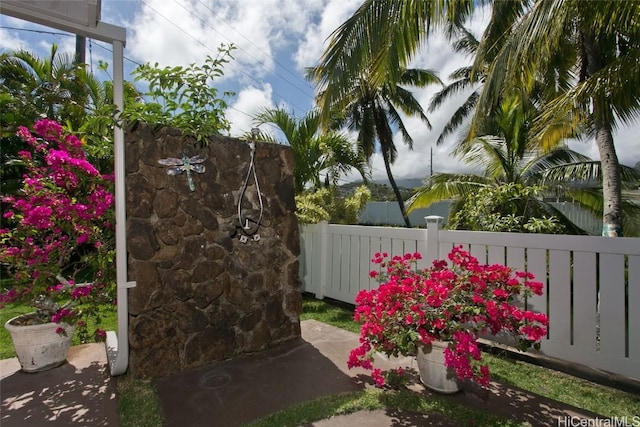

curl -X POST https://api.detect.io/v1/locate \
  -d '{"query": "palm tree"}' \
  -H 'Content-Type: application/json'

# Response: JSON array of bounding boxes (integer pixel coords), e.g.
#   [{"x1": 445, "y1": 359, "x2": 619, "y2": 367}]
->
[
  {"x1": 72, "y1": 73, "x2": 142, "y2": 168},
  {"x1": 409, "y1": 96, "x2": 585, "y2": 233},
  {"x1": 0, "y1": 45, "x2": 142, "y2": 174},
  {"x1": 476, "y1": 1, "x2": 640, "y2": 236},
  {"x1": 429, "y1": 5, "x2": 544, "y2": 146},
  {"x1": 0, "y1": 44, "x2": 96, "y2": 132},
  {"x1": 410, "y1": 96, "x2": 640, "y2": 235},
  {"x1": 409, "y1": 142, "x2": 640, "y2": 235},
  {"x1": 309, "y1": 0, "x2": 476, "y2": 125},
  {"x1": 322, "y1": 66, "x2": 442, "y2": 228},
  {"x1": 0, "y1": 45, "x2": 98, "y2": 195},
  {"x1": 252, "y1": 107, "x2": 367, "y2": 194},
  {"x1": 312, "y1": 0, "x2": 640, "y2": 236}
]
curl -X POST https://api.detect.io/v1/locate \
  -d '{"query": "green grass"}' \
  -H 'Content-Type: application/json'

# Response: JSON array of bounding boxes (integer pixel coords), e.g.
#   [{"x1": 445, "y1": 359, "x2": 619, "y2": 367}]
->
[
  {"x1": 116, "y1": 376, "x2": 166, "y2": 427},
  {"x1": 3, "y1": 294, "x2": 639, "y2": 426},
  {"x1": 297, "y1": 294, "x2": 640, "y2": 420},
  {"x1": 482, "y1": 352, "x2": 640, "y2": 418},
  {"x1": 300, "y1": 296, "x2": 361, "y2": 334},
  {"x1": 246, "y1": 388, "x2": 522, "y2": 427}
]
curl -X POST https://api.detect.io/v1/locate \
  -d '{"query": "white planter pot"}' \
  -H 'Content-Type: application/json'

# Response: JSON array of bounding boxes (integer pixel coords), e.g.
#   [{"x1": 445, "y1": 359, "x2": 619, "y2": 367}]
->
[
  {"x1": 5, "y1": 314, "x2": 75, "y2": 373},
  {"x1": 416, "y1": 340, "x2": 461, "y2": 394}
]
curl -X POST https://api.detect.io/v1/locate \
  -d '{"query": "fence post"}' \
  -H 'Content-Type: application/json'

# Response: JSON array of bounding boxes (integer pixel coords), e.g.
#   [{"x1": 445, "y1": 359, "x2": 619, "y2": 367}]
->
[
  {"x1": 317, "y1": 221, "x2": 329, "y2": 300},
  {"x1": 425, "y1": 216, "x2": 443, "y2": 265}
]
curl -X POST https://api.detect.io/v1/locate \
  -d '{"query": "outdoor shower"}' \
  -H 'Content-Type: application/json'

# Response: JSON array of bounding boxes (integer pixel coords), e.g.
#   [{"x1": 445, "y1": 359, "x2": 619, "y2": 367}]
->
[{"x1": 236, "y1": 128, "x2": 264, "y2": 243}]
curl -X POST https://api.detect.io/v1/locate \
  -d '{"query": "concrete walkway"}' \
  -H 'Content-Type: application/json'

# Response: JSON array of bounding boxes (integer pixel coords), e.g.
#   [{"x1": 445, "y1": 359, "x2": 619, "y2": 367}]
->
[
  {"x1": 1, "y1": 320, "x2": 607, "y2": 426},
  {"x1": 156, "y1": 320, "x2": 604, "y2": 427},
  {"x1": 0, "y1": 343, "x2": 118, "y2": 426}
]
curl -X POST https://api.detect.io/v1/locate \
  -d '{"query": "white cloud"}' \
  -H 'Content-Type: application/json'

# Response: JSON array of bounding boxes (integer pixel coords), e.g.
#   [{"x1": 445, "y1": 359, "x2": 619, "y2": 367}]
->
[
  {"x1": 127, "y1": 0, "x2": 220, "y2": 68},
  {"x1": 123, "y1": 0, "x2": 321, "y2": 125},
  {"x1": 0, "y1": 16, "x2": 76, "y2": 53},
  {"x1": 568, "y1": 126, "x2": 640, "y2": 168},
  {"x1": 127, "y1": 0, "x2": 325, "y2": 78},
  {"x1": 5, "y1": 0, "x2": 639, "y2": 176},
  {"x1": 614, "y1": 126, "x2": 640, "y2": 167},
  {"x1": 0, "y1": 28, "x2": 26, "y2": 51},
  {"x1": 227, "y1": 84, "x2": 275, "y2": 137},
  {"x1": 0, "y1": 17, "x2": 31, "y2": 51},
  {"x1": 42, "y1": 36, "x2": 76, "y2": 57},
  {"x1": 359, "y1": 7, "x2": 491, "y2": 183},
  {"x1": 294, "y1": 0, "x2": 362, "y2": 70}
]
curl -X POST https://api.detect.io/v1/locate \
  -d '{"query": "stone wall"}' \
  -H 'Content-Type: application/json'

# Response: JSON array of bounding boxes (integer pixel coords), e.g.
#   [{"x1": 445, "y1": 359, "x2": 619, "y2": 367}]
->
[{"x1": 125, "y1": 124, "x2": 302, "y2": 378}]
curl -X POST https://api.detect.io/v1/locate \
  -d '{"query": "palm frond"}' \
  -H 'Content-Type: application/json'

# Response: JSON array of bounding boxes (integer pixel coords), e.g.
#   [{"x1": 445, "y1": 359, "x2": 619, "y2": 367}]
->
[
  {"x1": 522, "y1": 148, "x2": 592, "y2": 183},
  {"x1": 542, "y1": 161, "x2": 640, "y2": 186},
  {"x1": 428, "y1": 75, "x2": 474, "y2": 112},
  {"x1": 310, "y1": 0, "x2": 478, "y2": 126},
  {"x1": 253, "y1": 107, "x2": 299, "y2": 143},
  {"x1": 451, "y1": 27, "x2": 480, "y2": 56},
  {"x1": 399, "y1": 68, "x2": 443, "y2": 88},
  {"x1": 473, "y1": 0, "x2": 528, "y2": 70},
  {"x1": 435, "y1": 91, "x2": 479, "y2": 145},
  {"x1": 455, "y1": 136, "x2": 507, "y2": 175},
  {"x1": 407, "y1": 174, "x2": 491, "y2": 211},
  {"x1": 534, "y1": 201, "x2": 589, "y2": 235}
]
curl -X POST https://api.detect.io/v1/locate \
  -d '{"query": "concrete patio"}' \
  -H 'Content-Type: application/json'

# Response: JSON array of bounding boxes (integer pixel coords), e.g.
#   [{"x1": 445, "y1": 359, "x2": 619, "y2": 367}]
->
[{"x1": 1, "y1": 320, "x2": 608, "y2": 426}]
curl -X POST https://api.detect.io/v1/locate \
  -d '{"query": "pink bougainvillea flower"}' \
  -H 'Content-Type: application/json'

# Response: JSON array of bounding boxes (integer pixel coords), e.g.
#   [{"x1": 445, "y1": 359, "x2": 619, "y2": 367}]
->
[
  {"x1": 71, "y1": 285, "x2": 93, "y2": 299},
  {"x1": 0, "y1": 120, "x2": 115, "y2": 344}
]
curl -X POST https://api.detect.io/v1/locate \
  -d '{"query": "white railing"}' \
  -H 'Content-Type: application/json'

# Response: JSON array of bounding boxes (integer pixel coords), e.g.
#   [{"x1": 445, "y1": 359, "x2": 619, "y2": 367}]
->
[{"x1": 299, "y1": 219, "x2": 640, "y2": 381}]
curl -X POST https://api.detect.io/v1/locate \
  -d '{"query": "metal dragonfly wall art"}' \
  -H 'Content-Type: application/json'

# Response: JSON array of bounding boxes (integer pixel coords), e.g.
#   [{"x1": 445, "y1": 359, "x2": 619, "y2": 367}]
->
[{"x1": 158, "y1": 150, "x2": 206, "y2": 192}]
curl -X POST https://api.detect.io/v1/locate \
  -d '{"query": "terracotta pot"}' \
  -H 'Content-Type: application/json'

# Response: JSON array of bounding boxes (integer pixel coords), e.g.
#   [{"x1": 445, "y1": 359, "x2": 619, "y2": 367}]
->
[
  {"x1": 416, "y1": 340, "x2": 461, "y2": 394},
  {"x1": 5, "y1": 314, "x2": 75, "y2": 373}
]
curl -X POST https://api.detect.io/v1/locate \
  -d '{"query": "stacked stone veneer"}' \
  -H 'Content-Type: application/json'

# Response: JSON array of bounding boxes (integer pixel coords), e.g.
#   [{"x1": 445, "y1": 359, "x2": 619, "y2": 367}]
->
[{"x1": 125, "y1": 124, "x2": 302, "y2": 378}]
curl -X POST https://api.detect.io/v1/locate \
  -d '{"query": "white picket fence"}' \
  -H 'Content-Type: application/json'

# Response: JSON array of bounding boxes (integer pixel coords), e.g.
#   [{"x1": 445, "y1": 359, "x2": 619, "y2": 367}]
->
[{"x1": 299, "y1": 218, "x2": 640, "y2": 381}]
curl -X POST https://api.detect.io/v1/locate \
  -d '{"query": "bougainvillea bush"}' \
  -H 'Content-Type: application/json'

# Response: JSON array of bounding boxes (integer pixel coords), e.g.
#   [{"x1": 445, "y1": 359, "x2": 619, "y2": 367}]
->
[
  {"x1": 347, "y1": 246, "x2": 548, "y2": 387},
  {"x1": 0, "y1": 120, "x2": 115, "y2": 342}
]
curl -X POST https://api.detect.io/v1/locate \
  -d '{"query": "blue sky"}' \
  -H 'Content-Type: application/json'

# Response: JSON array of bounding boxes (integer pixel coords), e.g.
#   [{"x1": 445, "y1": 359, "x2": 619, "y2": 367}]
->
[{"x1": 1, "y1": 0, "x2": 639, "y2": 184}]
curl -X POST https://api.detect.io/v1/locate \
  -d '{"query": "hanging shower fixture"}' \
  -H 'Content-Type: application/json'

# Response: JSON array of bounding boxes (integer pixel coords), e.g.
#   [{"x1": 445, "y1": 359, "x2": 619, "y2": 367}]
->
[{"x1": 236, "y1": 128, "x2": 264, "y2": 243}]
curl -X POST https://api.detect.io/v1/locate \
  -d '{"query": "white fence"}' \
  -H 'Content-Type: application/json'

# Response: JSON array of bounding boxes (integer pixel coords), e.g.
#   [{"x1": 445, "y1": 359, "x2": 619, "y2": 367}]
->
[{"x1": 299, "y1": 219, "x2": 640, "y2": 381}]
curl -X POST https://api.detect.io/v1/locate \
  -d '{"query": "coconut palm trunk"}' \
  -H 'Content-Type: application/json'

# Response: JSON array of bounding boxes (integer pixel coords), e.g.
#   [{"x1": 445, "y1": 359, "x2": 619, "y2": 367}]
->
[
  {"x1": 583, "y1": 32, "x2": 624, "y2": 236},
  {"x1": 593, "y1": 118, "x2": 623, "y2": 236},
  {"x1": 382, "y1": 148, "x2": 411, "y2": 227}
]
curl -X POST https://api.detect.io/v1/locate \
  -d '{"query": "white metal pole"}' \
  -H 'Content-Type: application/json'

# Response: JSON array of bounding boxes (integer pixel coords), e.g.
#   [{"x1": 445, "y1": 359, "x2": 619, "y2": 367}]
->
[{"x1": 106, "y1": 39, "x2": 136, "y2": 376}]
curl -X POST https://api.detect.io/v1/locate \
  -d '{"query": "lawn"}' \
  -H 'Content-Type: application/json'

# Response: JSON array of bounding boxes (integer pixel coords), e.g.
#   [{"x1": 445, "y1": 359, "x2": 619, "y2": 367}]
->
[
  {"x1": 297, "y1": 295, "x2": 640, "y2": 421},
  {"x1": 2, "y1": 294, "x2": 639, "y2": 426}
]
